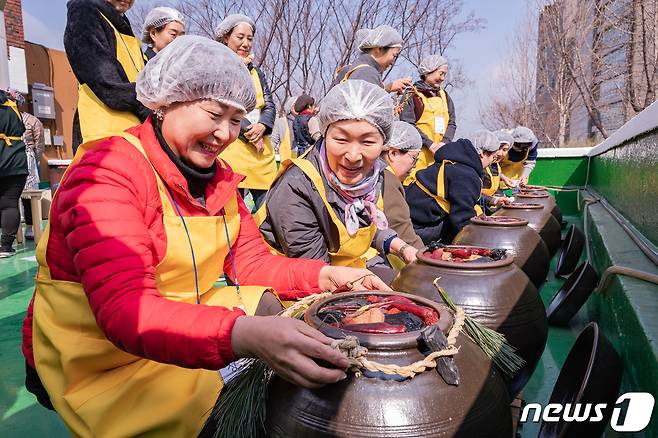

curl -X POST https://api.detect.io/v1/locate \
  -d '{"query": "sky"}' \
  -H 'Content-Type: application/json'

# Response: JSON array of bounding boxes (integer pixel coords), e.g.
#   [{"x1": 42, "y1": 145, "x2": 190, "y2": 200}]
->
[{"x1": 21, "y1": 0, "x2": 528, "y2": 137}]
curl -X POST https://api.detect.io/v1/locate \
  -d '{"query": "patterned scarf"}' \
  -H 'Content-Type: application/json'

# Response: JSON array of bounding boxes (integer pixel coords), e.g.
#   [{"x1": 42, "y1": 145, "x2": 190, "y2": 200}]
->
[{"x1": 318, "y1": 141, "x2": 388, "y2": 236}]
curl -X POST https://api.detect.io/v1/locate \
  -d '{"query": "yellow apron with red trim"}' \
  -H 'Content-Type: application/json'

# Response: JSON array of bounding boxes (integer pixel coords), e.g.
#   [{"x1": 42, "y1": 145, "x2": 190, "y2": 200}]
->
[
  {"x1": 32, "y1": 132, "x2": 269, "y2": 438},
  {"x1": 220, "y1": 68, "x2": 277, "y2": 190},
  {"x1": 77, "y1": 13, "x2": 144, "y2": 144},
  {"x1": 403, "y1": 88, "x2": 449, "y2": 186},
  {"x1": 255, "y1": 158, "x2": 381, "y2": 268},
  {"x1": 278, "y1": 118, "x2": 293, "y2": 162},
  {"x1": 500, "y1": 147, "x2": 531, "y2": 188},
  {"x1": 482, "y1": 163, "x2": 501, "y2": 197}
]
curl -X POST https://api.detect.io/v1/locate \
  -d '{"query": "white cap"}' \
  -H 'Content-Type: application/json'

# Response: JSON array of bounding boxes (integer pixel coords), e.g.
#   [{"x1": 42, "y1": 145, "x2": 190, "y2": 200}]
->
[
  {"x1": 317, "y1": 80, "x2": 395, "y2": 142},
  {"x1": 136, "y1": 35, "x2": 256, "y2": 113},
  {"x1": 357, "y1": 25, "x2": 403, "y2": 51},
  {"x1": 215, "y1": 14, "x2": 256, "y2": 40},
  {"x1": 142, "y1": 7, "x2": 184, "y2": 44}
]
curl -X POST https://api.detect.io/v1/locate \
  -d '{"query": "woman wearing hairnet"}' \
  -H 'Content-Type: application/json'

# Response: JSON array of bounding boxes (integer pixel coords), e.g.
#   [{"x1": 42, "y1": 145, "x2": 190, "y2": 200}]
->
[
  {"x1": 406, "y1": 131, "x2": 502, "y2": 243},
  {"x1": 21, "y1": 36, "x2": 389, "y2": 437},
  {"x1": 331, "y1": 25, "x2": 412, "y2": 93},
  {"x1": 400, "y1": 54, "x2": 457, "y2": 185},
  {"x1": 214, "y1": 14, "x2": 277, "y2": 210},
  {"x1": 259, "y1": 80, "x2": 418, "y2": 280},
  {"x1": 381, "y1": 121, "x2": 424, "y2": 251},
  {"x1": 142, "y1": 6, "x2": 185, "y2": 60},
  {"x1": 481, "y1": 130, "x2": 514, "y2": 212},
  {"x1": 500, "y1": 126, "x2": 539, "y2": 187}
]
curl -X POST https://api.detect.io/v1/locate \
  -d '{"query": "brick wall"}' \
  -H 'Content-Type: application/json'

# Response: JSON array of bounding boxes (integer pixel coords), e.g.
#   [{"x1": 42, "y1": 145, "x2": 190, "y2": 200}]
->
[{"x1": 5, "y1": 0, "x2": 24, "y2": 50}]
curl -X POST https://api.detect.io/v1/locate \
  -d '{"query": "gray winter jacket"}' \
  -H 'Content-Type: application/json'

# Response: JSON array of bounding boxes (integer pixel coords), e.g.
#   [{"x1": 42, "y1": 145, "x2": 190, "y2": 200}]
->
[
  {"x1": 330, "y1": 53, "x2": 385, "y2": 89},
  {"x1": 259, "y1": 144, "x2": 396, "y2": 262}
]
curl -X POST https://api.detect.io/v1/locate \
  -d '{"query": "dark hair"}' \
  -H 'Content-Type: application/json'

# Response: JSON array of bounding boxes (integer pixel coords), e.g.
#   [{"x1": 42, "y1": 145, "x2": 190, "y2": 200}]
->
[{"x1": 294, "y1": 94, "x2": 315, "y2": 113}]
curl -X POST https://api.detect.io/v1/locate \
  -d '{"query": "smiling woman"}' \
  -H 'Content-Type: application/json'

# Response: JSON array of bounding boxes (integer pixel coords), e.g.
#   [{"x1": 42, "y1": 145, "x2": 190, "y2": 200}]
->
[
  {"x1": 21, "y1": 36, "x2": 390, "y2": 438},
  {"x1": 214, "y1": 14, "x2": 278, "y2": 210},
  {"x1": 259, "y1": 80, "x2": 419, "y2": 281}
]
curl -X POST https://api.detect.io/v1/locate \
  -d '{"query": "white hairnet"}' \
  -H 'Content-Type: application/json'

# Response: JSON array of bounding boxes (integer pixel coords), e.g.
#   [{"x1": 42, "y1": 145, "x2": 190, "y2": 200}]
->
[
  {"x1": 142, "y1": 7, "x2": 185, "y2": 44},
  {"x1": 136, "y1": 35, "x2": 256, "y2": 113},
  {"x1": 418, "y1": 54, "x2": 448, "y2": 76},
  {"x1": 494, "y1": 129, "x2": 515, "y2": 147},
  {"x1": 472, "y1": 130, "x2": 501, "y2": 153},
  {"x1": 318, "y1": 80, "x2": 395, "y2": 142},
  {"x1": 215, "y1": 14, "x2": 256, "y2": 40},
  {"x1": 284, "y1": 95, "x2": 298, "y2": 115},
  {"x1": 512, "y1": 126, "x2": 537, "y2": 144},
  {"x1": 385, "y1": 121, "x2": 422, "y2": 151},
  {"x1": 358, "y1": 25, "x2": 403, "y2": 51},
  {"x1": 354, "y1": 28, "x2": 370, "y2": 51}
]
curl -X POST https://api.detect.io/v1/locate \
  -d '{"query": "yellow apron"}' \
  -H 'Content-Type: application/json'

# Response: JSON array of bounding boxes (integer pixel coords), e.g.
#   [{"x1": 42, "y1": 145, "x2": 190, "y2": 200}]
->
[
  {"x1": 278, "y1": 118, "x2": 293, "y2": 162},
  {"x1": 500, "y1": 147, "x2": 531, "y2": 188},
  {"x1": 403, "y1": 88, "x2": 449, "y2": 186},
  {"x1": 1, "y1": 99, "x2": 23, "y2": 144},
  {"x1": 256, "y1": 158, "x2": 381, "y2": 268},
  {"x1": 414, "y1": 159, "x2": 485, "y2": 217},
  {"x1": 32, "y1": 132, "x2": 269, "y2": 437},
  {"x1": 220, "y1": 68, "x2": 277, "y2": 190},
  {"x1": 77, "y1": 13, "x2": 144, "y2": 144},
  {"x1": 339, "y1": 64, "x2": 370, "y2": 82},
  {"x1": 482, "y1": 163, "x2": 501, "y2": 197}
]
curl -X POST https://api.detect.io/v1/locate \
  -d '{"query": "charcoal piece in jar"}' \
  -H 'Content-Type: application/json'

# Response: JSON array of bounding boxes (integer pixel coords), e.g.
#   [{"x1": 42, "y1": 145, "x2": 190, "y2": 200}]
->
[
  {"x1": 318, "y1": 310, "x2": 345, "y2": 324},
  {"x1": 384, "y1": 311, "x2": 424, "y2": 331}
]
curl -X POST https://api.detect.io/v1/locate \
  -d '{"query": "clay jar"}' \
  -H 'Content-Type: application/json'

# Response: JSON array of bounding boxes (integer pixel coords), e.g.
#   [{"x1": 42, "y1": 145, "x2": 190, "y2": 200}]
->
[
  {"x1": 266, "y1": 291, "x2": 513, "y2": 438},
  {"x1": 453, "y1": 216, "x2": 550, "y2": 288},
  {"x1": 516, "y1": 191, "x2": 563, "y2": 224},
  {"x1": 493, "y1": 203, "x2": 562, "y2": 256},
  {"x1": 391, "y1": 248, "x2": 548, "y2": 398}
]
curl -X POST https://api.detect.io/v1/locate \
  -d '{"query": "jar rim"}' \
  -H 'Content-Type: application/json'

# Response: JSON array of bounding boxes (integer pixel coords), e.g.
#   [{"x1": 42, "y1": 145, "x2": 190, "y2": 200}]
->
[
  {"x1": 417, "y1": 245, "x2": 514, "y2": 269},
  {"x1": 305, "y1": 291, "x2": 455, "y2": 349}
]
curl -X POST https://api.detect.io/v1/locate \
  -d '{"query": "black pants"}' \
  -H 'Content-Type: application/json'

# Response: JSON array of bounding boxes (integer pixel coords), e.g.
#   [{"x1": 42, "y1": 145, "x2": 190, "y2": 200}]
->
[
  {"x1": 0, "y1": 174, "x2": 27, "y2": 248},
  {"x1": 25, "y1": 361, "x2": 54, "y2": 410},
  {"x1": 22, "y1": 198, "x2": 32, "y2": 226}
]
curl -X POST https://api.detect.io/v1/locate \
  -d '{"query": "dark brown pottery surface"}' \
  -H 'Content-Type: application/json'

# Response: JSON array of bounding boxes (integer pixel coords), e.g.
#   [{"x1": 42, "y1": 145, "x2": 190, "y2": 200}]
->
[
  {"x1": 266, "y1": 292, "x2": 513, "y2": 437},
  {"x1": 453, "y1": 220, "x2": 550, "y2": 288},
  {"x1": 392, "y1": 255, "x2": 548, "y2": 398},
  {"x1": 516, "y1": 192, "x2": 562, "y2": 224},
  {"x1": 494, "y1": 206, "x2": 561, "y2": 256}
]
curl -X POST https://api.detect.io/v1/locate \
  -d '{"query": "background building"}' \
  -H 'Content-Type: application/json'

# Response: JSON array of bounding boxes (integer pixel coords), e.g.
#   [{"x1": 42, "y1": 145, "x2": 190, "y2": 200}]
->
[
  {"x1": 535, "y1": 0, "x2": 656, "y2": 145},
  {"x1": 1, "y1": 0, "x2": 76, "y2": 170}
]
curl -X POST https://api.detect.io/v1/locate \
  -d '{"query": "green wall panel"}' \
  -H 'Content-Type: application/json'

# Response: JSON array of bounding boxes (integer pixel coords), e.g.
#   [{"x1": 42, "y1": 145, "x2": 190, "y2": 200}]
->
[
  {"x1": 529, "y1": 157, "x2": 588, "y2": 187},
  {"x1": 589, "y1": 130, "x2": 658, "y2": 247}
]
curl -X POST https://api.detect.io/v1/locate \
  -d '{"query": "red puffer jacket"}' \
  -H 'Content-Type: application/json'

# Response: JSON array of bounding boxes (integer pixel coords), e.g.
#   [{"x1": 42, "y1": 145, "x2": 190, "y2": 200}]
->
[{"x1": 22, "y1": 118, "x2": 325, "y2": 370}]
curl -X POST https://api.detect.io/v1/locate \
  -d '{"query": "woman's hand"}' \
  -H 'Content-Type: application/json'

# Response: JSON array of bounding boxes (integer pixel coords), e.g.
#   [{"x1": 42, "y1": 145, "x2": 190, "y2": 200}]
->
[
  {"x1": 231, "y1": 316, "x2": 350, "y2": 388},
  {"x1": 386, "y1": 77, "x2": 413, "y2": 94},
  {"x1": 389, "y1": 237, "x2": 418, "y2": 264},
  {"x1": 492, "y1": 196, "x2": 512, "y2": 207},
  {"x1": 245, "y1": 122, "x2": 267, "y2": 144},
  {"x1": 400, "y1": 245, "x2": 418, "y2": 264},
  {"x1": 429, "y1": 142, "x2": 444, "y2": 154},
  {"x1": 318, "y1": 265, "x2": 392, "y2": 292},
  {"x1": 519, "y1": 175, "x2": 529, "y2": 186},
  {"x1": 251, "y1": 138, "x2": 265, "y2": 153},
  {"x1": 500, "y1": 174, "x2": 515, "y2": 187}
]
